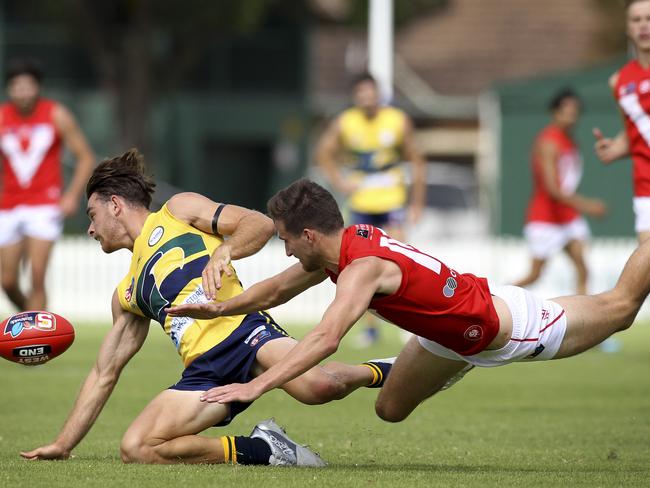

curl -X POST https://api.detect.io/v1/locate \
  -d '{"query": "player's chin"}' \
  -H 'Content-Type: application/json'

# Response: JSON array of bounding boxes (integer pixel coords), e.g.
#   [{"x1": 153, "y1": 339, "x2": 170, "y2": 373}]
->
[
  {"x1": 99, "y1": 241, "x2": 118, "y2": 253},
  {"x1": 300, "y1": 260, "x2": 320, "y2": 273}
]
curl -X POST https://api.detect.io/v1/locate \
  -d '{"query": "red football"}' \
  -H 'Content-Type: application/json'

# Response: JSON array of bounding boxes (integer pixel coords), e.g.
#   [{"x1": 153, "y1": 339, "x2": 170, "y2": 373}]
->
[{"x1": 0, "y1": 311, "x2": 75, "y2": 366}]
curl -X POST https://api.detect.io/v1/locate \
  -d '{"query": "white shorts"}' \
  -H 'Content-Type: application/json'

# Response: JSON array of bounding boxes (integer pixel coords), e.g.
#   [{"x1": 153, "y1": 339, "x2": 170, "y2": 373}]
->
[
  {"x1": 524, "y1": 217, "x2": 590, "y2": 259},
  {"x1": 417, "y1": 285, "x2": 567, "y2": 367},
  {"x1": 633, "y1": 196, "x2": 650, "y2": 233},
  {"x1": 0, "y1": 204, "x2": 63, "y2": 247}
]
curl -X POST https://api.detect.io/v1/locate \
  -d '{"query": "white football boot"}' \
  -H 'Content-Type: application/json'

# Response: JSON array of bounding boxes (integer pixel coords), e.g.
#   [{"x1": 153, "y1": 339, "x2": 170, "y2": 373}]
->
[{"x1": 250, "y1": 418, "x2": 327, "y2": 467}]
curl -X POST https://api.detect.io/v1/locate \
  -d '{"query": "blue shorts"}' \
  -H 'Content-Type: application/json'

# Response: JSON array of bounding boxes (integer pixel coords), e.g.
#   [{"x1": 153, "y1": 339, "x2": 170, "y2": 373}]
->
[
  {"x1": 169, "y1": 311, "x2": 289, "y2": 426},
  {"x1": 349, "y1": 208, "x2": 406, "y2": 228}
]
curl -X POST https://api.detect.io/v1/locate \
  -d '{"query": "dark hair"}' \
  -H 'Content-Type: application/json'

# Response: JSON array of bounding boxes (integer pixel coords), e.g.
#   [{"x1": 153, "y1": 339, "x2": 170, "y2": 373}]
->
[
  {"x1": 267, "y1": 178, "x2": 344, "y2": 236},
  {"x1": 548, "y1": 88, "x2": 581, "y2": 112},
  {"x1": 351, "y1": 72, "x2": 377, "y2": 90},
  {"x1": 5, "y1": 58, "x2": 44, "y2": 86},
  {"x1": 86, "y1": 149, "x2": 156, "y2": 209}
]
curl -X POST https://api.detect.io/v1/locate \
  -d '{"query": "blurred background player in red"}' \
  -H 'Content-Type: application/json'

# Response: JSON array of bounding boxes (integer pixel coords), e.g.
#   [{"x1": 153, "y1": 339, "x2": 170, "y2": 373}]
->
[
  {"x1": 514, "y1": 88, "x2": 607, "y2": 294},
  {"x1": 594, "y1": 0, "x2": 650, "y2": 243},
  {"x1": 316, "y1": 73, "x2": 426, "y2": 347},
  {"x1": 0, "y1": 59, "x2": 95, "y2": 311}
]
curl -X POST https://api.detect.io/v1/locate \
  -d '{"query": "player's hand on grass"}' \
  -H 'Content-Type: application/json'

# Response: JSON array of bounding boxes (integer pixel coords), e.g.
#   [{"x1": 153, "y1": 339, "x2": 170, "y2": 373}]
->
[
  {"x1": 200, "y1": 382, "x2": 264, "y2": 404},
  {"x1": 202, "y1": 245, "x2": 233, "y2": 300},
  {"x1": 165, "y1": 302, "x2": 224, "y2": 319},
  {"x1": 20, "y1": 443, "x2": 70, "y2": 461}
]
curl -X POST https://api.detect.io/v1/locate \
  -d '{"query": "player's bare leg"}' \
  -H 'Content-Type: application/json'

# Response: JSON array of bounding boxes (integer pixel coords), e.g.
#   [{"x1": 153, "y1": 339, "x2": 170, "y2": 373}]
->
[
  {"x1": 553, "y1": 236, "x2": 650, "y2": 358},
  {"x1": 253, "y1": 336, "x2": 378, "y2": 404},
  {"x1": 25, "y1": 237, "x2": 55, "y2": 310},
  {"x1": 375, "y1": 336, "x2": 469, "y2": 423},
  {"x1": 512, "y1": 257, "x2": 545, "y2": 288},
  {"x1": 121, "y1": 388, "x2": 326, "y2": 466},
  {"x1": 120, "y1": 389, "x2": 231, "y2": 464},
  {"x1": 0, "y1": 240, "x2": 26, "y2": 310},
  {"x1": 564, "y1": 239, "x2": 588, "y2": 294}
]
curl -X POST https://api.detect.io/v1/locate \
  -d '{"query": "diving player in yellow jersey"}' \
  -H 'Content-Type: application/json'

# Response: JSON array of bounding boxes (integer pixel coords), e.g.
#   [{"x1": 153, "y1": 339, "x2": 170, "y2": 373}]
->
[
  {"x1": 20, "y1": 149, "x2": 393, "y2": 466},
  {"x1": 316, "y1": 73, "x2": 427, "y2": 346}
]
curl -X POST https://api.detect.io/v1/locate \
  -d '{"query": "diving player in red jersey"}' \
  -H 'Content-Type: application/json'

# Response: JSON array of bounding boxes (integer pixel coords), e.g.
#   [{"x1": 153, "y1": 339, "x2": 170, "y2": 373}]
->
[
  {"x1": 594, "y1": 0, "x2": 650, "y2": 243},
  {"x1": 515, "y1": 89, "x2": 606, "y2": 294},
  {"x1": 167, "y1": 178, "x2": 650, "y2": 424},
  {"x1": 0, "y1": 59, "x2": 95, "y2": 310}
]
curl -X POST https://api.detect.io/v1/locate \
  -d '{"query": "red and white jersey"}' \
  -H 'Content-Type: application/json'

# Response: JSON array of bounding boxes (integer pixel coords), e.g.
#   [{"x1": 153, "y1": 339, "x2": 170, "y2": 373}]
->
[
  {"x1": 327, "y1": 224, "x2": 500, "y2": 356},
  {"x1": 526, "y1": 125, "x2": 581, "y2": 224},
  {"x1": 0, "y1": 98, "x2": 63, "y2": 209},
  {"x1": 615, "y1": 60, "x2": 650, "y2": 196}
]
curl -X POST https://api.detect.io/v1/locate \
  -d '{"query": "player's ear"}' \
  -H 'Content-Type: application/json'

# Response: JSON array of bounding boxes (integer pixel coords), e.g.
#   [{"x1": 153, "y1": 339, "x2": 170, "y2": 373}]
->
[
  {"x1": 110, "y1": 195, "x2": 123, "y2": 215},
  {"x1": 304, "y1": 228, "x2": 315, "y2": 243}
]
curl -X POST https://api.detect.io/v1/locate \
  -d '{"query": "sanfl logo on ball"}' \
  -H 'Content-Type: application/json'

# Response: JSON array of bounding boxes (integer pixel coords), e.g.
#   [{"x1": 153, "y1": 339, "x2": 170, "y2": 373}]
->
[{"x1": 3, "y1": 312, "x2": 55, "y2": 338}]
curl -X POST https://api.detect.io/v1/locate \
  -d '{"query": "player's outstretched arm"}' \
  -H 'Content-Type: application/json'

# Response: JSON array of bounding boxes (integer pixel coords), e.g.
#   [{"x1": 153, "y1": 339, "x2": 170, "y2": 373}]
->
[
  {"x1": 166, "y1": 262, "x2": 328, "y2": 319},
  {"x1": 199, "y1": 258, "x2": 383, "y2": 404},
  {"x1": 53, "y1": 104, "x2": 96, "y2": 218},
  {"x1": 20, "y1": 291, "x2": 149, "y2": 461},
  {"x1": 167, "y1": 192, "x2": 275, "y2": 299}
]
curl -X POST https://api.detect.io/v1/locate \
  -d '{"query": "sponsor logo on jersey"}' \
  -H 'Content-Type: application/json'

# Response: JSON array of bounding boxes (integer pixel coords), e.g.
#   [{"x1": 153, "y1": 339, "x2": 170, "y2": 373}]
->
[
  {"x1": 463, "y1": 325, "x2": 483, "y2": 342},
  {"x1": 641, "y1": 79, "x2": 650, "y2": 94},
  {"x1": 3, "y1": 312, "x2": 55, "y2": 338},
  {"x1": 620, "y1": 82, "x2": 637, "y2": 96},
  {"x1": 124, "y1": 277, "x2": 134, "y2": 302},
  {"x1": 148, "y1": 226, "x2": 165, "y2": 246},
  {"x1": 356, "y1": 224, "x2": 372, "y2": 238},
  {"x1": 443, "y1": 277, "x2": 458, "y2": 298}
]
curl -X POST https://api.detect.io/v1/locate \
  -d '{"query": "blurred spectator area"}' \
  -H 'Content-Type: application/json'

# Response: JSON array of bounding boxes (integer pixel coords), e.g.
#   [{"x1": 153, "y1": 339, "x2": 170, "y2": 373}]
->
[{"x1": 0, "y1": 0, "x2": 629, "y2": 235}]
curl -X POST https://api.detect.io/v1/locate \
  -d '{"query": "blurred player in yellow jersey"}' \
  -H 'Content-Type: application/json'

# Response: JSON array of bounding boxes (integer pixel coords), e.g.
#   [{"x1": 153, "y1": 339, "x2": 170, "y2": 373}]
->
[
  {"x1": 316, "y1": 73, "x2": 427, "y2": 346},
  {"x1": 20, "y1": 149, "x2": 393, "y2": 466}
]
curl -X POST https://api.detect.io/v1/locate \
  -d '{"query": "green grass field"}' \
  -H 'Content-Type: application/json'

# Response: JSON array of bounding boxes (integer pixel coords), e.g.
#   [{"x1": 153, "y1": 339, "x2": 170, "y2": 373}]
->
[{"x1": 1, "y1": 321, "x2": 649, "y2": 487}]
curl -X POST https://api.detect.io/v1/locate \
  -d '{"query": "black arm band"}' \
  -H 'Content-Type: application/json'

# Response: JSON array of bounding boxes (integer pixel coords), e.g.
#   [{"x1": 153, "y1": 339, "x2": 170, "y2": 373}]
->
[{"x1": 211, "y1": 204, "x2": 227, "y2": 234}]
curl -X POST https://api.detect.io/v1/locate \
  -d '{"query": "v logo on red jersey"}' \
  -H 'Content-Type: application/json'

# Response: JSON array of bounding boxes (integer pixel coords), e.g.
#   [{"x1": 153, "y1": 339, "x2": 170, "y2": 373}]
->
[{"x1": 0, "y1": 124, "x2": 55, "y2": 188}]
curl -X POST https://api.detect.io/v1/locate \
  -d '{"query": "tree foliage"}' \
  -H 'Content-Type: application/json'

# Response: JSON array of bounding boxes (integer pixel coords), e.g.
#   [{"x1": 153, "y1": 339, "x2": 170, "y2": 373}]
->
[{"x1": 3, "y1": 0, "x2": 449, "y2": 153}]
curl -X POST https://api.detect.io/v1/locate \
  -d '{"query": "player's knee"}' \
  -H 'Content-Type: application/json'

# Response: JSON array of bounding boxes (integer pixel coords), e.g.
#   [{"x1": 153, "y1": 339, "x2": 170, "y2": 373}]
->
[
  {"x1": 120, "y1": 434, "x2": 155, "y2": 464},
  {"x1": 374, "y1": 398, "x2": 409, "y2": 423},
  {"x1": 305, "y1": 376, "x2": 347, "y2": 404}
]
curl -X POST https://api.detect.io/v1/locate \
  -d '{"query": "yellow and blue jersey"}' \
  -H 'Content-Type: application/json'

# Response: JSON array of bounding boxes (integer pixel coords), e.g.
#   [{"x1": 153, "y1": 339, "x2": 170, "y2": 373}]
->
[
  {"x1": 116, "y1": 204, "x2": 247, "y2": 366},
  {"x1": 339, "y1": 106, "x2": 408, "y2": 214}
]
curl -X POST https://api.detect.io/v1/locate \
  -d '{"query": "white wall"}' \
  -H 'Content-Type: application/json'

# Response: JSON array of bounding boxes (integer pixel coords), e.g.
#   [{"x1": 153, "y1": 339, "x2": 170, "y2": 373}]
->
[{"x1": 0, "y1": 236, "x2": 643, "y2": 324}]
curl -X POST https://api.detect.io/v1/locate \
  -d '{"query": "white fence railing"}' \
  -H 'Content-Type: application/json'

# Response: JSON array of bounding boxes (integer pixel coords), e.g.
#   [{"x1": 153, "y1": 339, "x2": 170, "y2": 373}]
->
[{"x1": 0, "y1": 236, "x2": 643, "y2": 324}]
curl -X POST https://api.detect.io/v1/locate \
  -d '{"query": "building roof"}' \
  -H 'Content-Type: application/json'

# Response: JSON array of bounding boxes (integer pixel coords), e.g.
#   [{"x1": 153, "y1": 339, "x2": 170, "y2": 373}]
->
[{"x1": 311, "y1": 0, "x2": 622, "y2": 104}]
